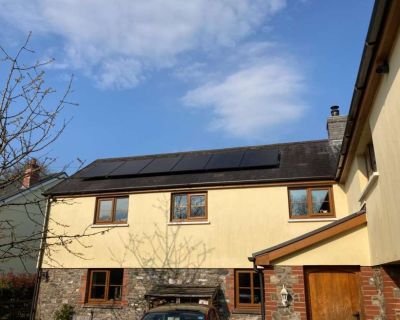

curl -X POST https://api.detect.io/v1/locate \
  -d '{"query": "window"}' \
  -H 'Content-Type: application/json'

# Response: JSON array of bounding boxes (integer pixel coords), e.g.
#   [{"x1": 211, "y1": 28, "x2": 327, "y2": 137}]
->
[
  {"x1": 235, "y1": 270, "x2": 261, "y2": 309},
  {"x1": 95, "y1": 197, "x2": 129, "y2": 224},
  {"x1": 365, "y1": 143, "x2": 377, "y2": 178},
  {"x1": 171, "y1": 193, "x2": 207, "y2": 222},
  {"x1": 288, "y1": 186, "x2": 334, "y2": 218},
  {"x1": 87, "y1": 269, "x2": 123, "y2": 304}
]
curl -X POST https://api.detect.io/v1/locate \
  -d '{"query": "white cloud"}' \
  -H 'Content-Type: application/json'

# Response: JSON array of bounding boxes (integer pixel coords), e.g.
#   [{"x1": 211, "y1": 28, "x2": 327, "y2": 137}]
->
[
  {"x1": 0, "y1": 0, "x2": 286, "y2": 89},
  {"x1": 182, "y1": 58, "x2": 306, "y2": 138}
]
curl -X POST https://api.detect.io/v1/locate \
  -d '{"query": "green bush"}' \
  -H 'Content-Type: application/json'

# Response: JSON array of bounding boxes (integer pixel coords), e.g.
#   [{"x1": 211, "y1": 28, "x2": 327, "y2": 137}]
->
[{"x1": 54, "y1": 304, "x2": 74, "y2": 320}]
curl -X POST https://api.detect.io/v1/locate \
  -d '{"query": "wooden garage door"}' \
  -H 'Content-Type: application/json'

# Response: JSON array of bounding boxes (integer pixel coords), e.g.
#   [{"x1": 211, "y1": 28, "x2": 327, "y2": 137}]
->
[{"x1": 305, "y1": 268, "x2": 363, "y2": 320}]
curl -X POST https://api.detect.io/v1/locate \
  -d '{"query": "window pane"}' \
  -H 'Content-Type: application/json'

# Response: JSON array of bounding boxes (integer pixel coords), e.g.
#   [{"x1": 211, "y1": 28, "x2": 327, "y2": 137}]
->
[
  {"x1": 239, "y1": 288, "x2": 252, "y2": 303},
  {"x1": 290, "y1": 203, "x2": 308, "y2": 216},
  {"x1": 289, "y1": 189, "x2": 308, "y2": 216},
  {"x1": 109, "y1": 285, "x2": 122, "y2": 300},
  {"x1": 253, "y1": 273, "x2": 260, "y2": 288},
  {"x1": 238, "y1": 273, "x2": 251, "y2": 287},
  {"x1": 174, "y1": 194, "x2": 187, "y2": 207},
  {"x1": 91, "y1": 285, "x2": 106, "y2": 299},
  {"x1": 173, "y1": 195, "x2": 187, "y2": 220},
  {"x1": 190, "y1": 195, "x2": 205, "y2": 207},
  {"x1": 289, "y1": 189, "x2": 307, "y2": 203},
  {"x1": 190, "y1": 195, "x2": 205, "y2": 218},
  {"x1": 253, "y1": 289, "x2": 261, "y2": 304},
  {"x1": 92, "y1": 271, "x2": 106, "y2": 285},
  {"x1": 110, "y1": 269, "x2": 123, "y2": 285},
  {"x1": 311, "y1": 190, "x2": 330, "y2": 213},
  {"x1": 173, "y1": 207, "x2": 187, "y2": 219},
  {"x1": 98, "y1": 200, "x2": 113, "y2": 221},
  {"x1": 191, "y1": 206, "x2": 205, "y2": 217},
  {"x1": 115, "y1": 198, "x2": 129, "y2": 222}
]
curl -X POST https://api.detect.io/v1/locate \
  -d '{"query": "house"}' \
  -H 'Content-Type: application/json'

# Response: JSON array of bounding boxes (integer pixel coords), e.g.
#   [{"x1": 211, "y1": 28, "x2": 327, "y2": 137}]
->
[
  {"x1": 34, "y1": 0, "x2": 400, "y2": 319},
  {"x1": 0, "y1": 159, "x2": 66, "y2": 274}
]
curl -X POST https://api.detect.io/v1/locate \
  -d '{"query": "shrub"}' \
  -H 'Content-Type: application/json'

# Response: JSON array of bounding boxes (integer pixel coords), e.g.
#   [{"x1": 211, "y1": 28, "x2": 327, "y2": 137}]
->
[
  {"x1": 54, "y1": 304, "x2": 74, "y2": 320},
  {"x1": 0, "y1": 272, "x2": 36, "y2": 300}
]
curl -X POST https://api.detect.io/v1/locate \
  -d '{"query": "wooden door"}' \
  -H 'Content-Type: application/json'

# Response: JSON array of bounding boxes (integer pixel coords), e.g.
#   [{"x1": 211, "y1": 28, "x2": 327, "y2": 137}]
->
[{"x1": 305, "y1": 268, "x2": 363, "y2": 320}]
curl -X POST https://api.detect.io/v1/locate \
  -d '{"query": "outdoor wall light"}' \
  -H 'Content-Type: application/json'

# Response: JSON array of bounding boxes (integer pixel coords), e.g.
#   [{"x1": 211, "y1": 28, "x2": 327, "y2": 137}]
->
[{"x1": 280, "y1": 284, "x2": 290, "y2": 307}]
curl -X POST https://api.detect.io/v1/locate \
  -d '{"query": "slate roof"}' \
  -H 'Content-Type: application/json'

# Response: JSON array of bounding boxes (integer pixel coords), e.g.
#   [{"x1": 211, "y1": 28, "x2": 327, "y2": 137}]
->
[
  {"x1": 0, "y1": 173, "x2": 66, "y2": 202},
  {"x1": 46, "y1": 139, "x2": 338, "y2": 196}
]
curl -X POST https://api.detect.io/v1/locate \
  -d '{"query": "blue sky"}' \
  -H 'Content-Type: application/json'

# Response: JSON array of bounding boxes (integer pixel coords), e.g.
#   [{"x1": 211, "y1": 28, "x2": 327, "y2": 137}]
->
[{"x1": 0, "y1": 1, "x2": 374, "y2": 172}]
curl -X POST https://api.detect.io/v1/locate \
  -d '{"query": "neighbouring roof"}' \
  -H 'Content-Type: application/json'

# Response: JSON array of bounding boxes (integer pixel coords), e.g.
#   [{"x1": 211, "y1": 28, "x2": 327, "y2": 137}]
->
[
  {"x1": 251, "y1": 210, "x2": 367, "y2": 266},
  {"x1": 0, "y1": 173, "x2": 66, "y2": 203},
  {"x1": 46, "y1": 140, "x2": 338, "y2": 196},
  {"x1": 145, "y1": 285, "x2": 219, "y2": 300}
]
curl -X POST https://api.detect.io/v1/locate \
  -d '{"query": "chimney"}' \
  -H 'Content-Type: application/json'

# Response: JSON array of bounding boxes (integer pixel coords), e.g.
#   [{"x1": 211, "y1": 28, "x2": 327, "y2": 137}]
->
[
  {"x1": 22, "y1": 159, "x2": 41, "y2": 189},
  {"x1": 327, "y1": 106, "x2": 347, "y2": 148}
]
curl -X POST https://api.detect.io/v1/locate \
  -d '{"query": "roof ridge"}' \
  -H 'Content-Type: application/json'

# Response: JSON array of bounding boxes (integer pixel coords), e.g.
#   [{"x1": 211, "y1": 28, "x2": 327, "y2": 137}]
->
[{"x1": 93, "y1": 139, "x2": 330, "y2": 163}]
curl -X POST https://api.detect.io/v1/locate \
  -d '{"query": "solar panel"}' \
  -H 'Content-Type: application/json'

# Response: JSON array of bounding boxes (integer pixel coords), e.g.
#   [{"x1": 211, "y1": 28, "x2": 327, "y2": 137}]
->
[
  {"x1": 205, "y1": 151, "x2": 244, "y2": 170},
  {"x1": 240, "y1": 149, "x2": 280, "y2": 168},
  {"x1": 108, "y1": 158, "x2": 153, "y2": 176},
  {"x1": 170, "y1": 154, "x2": 211, "y2": 172},
  {"x1": 80, "y1": 161, "x2": 125, "y2": 178},
  {"x1": 139, "y1": 156, "x2": 182, "y2": 174}
]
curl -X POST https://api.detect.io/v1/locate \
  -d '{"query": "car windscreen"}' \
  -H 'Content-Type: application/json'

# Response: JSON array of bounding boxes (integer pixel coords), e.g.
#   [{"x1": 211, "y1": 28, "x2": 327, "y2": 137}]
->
[{"x1": 143, "y1": 311, "x2": 206, "y2": 320}]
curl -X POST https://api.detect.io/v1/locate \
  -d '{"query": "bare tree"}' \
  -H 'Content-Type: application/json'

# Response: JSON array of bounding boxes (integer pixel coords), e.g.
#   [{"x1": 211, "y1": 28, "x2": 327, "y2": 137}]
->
[
  {"x1": 0, "y1": 32, "x2": 74, "y2": 185},
  {"x1": 0, "y1": 33, "x2": 104, "y2": 269}
]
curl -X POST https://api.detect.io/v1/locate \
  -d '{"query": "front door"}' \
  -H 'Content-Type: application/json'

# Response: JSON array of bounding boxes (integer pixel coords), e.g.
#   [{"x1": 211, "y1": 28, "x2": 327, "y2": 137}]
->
[{"x1": 305, "y1": 267, "x2": 363, "y2": 320}]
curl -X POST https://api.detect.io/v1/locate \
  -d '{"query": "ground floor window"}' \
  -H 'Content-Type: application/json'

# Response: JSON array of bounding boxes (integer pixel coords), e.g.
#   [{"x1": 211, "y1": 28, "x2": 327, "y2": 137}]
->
[
  {"x1": 87, "y1": 269, "x2": 123, "y2": 304},
  {"x1": 235, "y1": 270, "x2": 261, "y2": 309}
]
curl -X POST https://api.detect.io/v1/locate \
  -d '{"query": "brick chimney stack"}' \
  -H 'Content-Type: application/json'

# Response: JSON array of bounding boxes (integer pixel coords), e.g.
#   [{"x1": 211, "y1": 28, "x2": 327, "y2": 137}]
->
[
  {"x1": 327, "y1": 106, "x2": 347, "y2": 149},
  {"x1": 22, "y1": 159, "x2": 41, "y2": 189}
]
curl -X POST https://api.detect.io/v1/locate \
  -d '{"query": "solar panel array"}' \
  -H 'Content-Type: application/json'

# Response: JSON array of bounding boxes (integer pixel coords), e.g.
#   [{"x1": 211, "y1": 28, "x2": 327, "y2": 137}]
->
[{"x1": 80, "y1": 149, "x2": 280, "y2": 179}]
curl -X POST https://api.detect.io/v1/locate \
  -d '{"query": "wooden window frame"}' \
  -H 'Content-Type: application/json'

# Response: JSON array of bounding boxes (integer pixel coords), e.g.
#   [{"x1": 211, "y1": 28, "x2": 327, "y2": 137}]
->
[
  {"x1": 234, "y1": 270, "x2": 261, "y2": 310},
  {"x1": 288, "y1": 186, "x2": 335, "y2": 219},
  {"x1": 364, "y1": 143, "x2": 377, "y2": 178},
  {"x1": 170, "y1": 192, "x2": 208, "y2": 222},
  {"x1": 87, "y1": 269, "x2": 123, "y2": 305},
  {"x1": 94, "y1": 196, "x2": 129, "y2": 224}
]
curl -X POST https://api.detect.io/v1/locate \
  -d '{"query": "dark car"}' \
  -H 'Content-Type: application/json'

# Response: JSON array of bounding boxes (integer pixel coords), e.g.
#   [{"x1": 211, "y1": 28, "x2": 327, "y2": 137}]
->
[{"x1": 141, "y1": 304, "x2": 220, "y2": 320}]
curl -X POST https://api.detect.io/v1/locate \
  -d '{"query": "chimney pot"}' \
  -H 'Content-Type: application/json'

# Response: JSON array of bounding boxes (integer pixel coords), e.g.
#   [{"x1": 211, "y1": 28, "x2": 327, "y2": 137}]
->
[{"x1": 330, "y1": 105, "x2": 340, "y2": 116}]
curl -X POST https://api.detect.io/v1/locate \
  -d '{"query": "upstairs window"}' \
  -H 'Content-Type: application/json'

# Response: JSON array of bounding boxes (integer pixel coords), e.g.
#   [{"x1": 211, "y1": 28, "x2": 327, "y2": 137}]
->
[
  {"x1": 235, "y1": 270, "x2": 261, "y2": 309},
  {"x1": 87, "y1": 269, "x2": 123, "y2": 304},
  {"x1": 171, "y1": 193, "x2": 207, "y2": 222},
  {"x1": 288, "y1": 187, "x2": 334, "y2": 218},
  {"x1": 365, "y1": 143, "x2": 377, "y2": 179},
  {"x1": 95, "y1": 197, "x2": 129, "y2": 224}
]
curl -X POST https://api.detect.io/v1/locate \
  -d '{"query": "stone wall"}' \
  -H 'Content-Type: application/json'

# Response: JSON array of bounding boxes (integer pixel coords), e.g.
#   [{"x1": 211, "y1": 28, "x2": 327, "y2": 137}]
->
[
  {"x1": 263, "y1": 266, "x2": 306, "y2": 320},
  {"x1": 35, "y1": 266, "x2": 400, "y2": 320},
  {"x1": 36, "y1": 268, "x2": 237, "y2": 320},
  {"x1": 361, "y1": 266, "x2": 400, "y2": 320}
]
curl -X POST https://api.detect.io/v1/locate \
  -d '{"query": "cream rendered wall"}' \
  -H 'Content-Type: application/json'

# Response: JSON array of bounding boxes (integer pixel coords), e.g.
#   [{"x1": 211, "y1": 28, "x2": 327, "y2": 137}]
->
[
  {"x1": 275, "y1": 226, "x2": 370, "y2": 266},
  {"x1": 343, "y1": 156, "x2": 369, "y2": 214},
  {"x1": 43, "y1": 184, "x2": 361, "y2": 269},
  {"x1": 363, "y1": 28, "x2": 400, "y2": 265}
]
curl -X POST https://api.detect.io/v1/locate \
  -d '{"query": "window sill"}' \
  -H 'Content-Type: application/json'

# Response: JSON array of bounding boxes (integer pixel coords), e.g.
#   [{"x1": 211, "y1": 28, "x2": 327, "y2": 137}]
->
[
  {"x1": 359, "y1": 172, "x2": 379, "y2": 203},
  {"x1": 232, "y1": 308, "x2": 261, "y2": 315},
  {"x1": 288, "y1": 218, "x2": 337, "y2": 222},
  {"x1": 168, "y1": 221, "x2": 210, "y2": 226},
  {"x1": 91, "y1": 223, "x2": 129, "y2": 228}
]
